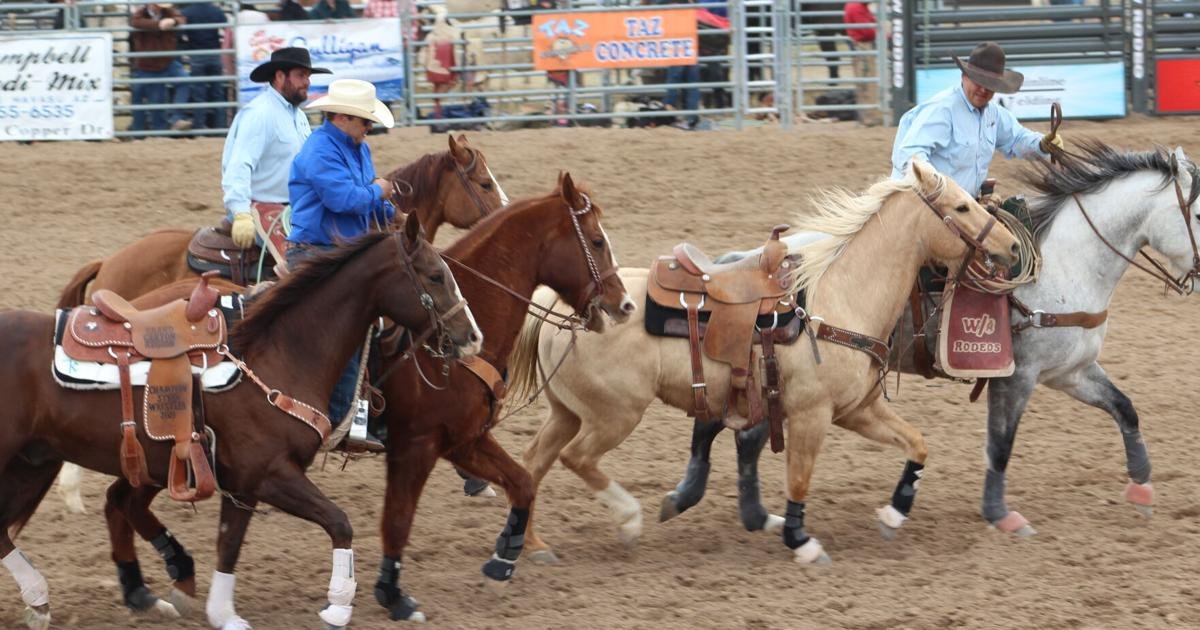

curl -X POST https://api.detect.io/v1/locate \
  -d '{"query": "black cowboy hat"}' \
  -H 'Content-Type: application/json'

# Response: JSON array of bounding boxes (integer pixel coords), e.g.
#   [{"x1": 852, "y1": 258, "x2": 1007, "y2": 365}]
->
[
  {"x1": 249, "y1": 47, "x2": 331, "y2": 83},
  {"x1": 954, "y1": 42, "x2": 1024, "y2": 94}
]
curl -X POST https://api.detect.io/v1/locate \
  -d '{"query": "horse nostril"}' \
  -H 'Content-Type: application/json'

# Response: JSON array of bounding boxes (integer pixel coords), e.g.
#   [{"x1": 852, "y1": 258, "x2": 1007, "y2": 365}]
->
[
  {"x1": 1010, "y1": 242, "x2": 1020, "y2": 257},
  {"x1": 469, "y1": 331, "x2": 482, "y2": 344},
  {"x1": 621, "y1": 300, "x2": 636, "y2": 314}
]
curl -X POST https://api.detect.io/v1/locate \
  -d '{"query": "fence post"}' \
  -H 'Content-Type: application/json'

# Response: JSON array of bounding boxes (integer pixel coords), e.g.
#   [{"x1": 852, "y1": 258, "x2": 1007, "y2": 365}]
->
[
  {"x1": 732, "y1": 0, "x2": 747, "y2": 131},
  {"x1": 1130, "y1": 0, "x2": 1149, "y2": 114},
  {"x1": 773, "y1": 0, "x2": 793, "y2": 129},
  {"x1": 889, "y1": 0, "x2": 913, "y2": 124}
]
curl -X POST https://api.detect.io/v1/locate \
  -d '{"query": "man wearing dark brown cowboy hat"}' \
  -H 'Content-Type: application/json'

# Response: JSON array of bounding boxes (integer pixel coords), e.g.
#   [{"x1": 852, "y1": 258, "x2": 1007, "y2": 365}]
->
[
  {"x1": 221, "y1": 47, "x2": 331, "y2": 250},
  {"x1": 891, "y1": 41, "x2": 1064, "y2": 197}
]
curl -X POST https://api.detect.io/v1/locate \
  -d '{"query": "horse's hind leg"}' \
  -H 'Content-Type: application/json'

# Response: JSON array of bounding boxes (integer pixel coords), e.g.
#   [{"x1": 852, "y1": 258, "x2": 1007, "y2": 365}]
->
[
  {"x1": 104, "y1": 480, "x2": 194, "y2": 617},
  {"x1": 206, "y1": 495, "x2": 256, "y2": 630},
  {"x1": 834, "y1": 397, "x2": 929, "y2": 540},
  {"x1": 521, "y1": 393, "x2": 583, "y2": 564},
  {"x1": 374, "y1": 440, "x2": 439, "y2": 622},
  {"x1": 255, "y1": 469, "x2": 356, "y2": 629},
  {"x1": 1056, "y1": 362, "x2": 1154, "y2": 517},
  {"x1": 445, "y1": 433, "x2": 534, "y2": 587},
  {"x1": 0, "y1": 457, "x2": 61, "y2": 630},
  {"x1": 659, "y1": 418, "x2": 724, "y2": 523}
]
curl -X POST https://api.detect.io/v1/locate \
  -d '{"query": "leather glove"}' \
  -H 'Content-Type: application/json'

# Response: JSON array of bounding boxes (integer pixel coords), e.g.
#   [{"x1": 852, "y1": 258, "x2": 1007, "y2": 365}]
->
[
  {"x1": 1040, "y1": 134, "x2": 1064, "y2": 153},
  {"x1": 231, "y1": 212, "x2": 256, "y2": 249}
]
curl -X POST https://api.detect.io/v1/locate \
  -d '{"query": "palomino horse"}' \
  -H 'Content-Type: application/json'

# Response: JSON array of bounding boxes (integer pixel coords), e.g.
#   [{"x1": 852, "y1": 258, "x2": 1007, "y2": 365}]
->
[
  {"x1": 509, "y1": 160, "x2": 1020, "y2": 564},
  {"x1": 0, "y1": 213, "x2": 482, "y2": 629},
  {"x1": 86, "y1": 173, "x2": 634, "y2": 624},
  {"x1": 664, "y1": 142, "x2": 1200, "y2": 538},
  {"x1": 54, "y1": 134, "x2": 505, "y2": 309}
]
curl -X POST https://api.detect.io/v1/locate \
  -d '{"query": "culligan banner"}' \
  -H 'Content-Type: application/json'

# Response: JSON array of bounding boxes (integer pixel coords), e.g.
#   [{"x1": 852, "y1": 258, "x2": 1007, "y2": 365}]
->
[
  {"x1": 0, "y1": 33, "x2": 114, "y2": 141},
  {"x1": 915, "y1": 61, "x2": 1126, "y2": 120},
  {"x1": 235, "y1": 19, "x2": 404, "y2": 105}
]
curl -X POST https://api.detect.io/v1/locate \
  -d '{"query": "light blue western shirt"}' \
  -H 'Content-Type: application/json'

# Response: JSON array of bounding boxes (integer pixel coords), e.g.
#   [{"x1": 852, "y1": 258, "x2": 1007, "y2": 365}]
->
[
  {"x1": 220, "y1": 87, "x2": 311, "y2": 217},
  {"x1": 891, "y1": 83, "x2": 1047, "y2": 196},
  {"x1": 287, "y1": 120, "x2": 395, "y2": 246}
]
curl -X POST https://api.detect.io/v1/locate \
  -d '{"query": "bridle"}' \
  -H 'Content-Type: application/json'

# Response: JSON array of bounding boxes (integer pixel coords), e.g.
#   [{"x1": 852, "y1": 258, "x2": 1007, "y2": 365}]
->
[
  {"x1": 563, "y1": 192, "x2": 618, "y2": 317},
  {"x1": 453, "y1": 148, "x2": 500, "y2": 221},
  {"x1": 393, "y1": 231, "x2": 469, "y2": 359},
  {"x1": 914, "y1": 175, "x2": 1001, "y2": 279}
]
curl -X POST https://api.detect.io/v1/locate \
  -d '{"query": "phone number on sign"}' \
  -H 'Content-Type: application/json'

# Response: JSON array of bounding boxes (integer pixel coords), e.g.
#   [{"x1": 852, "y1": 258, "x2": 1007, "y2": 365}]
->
[{"x1": 0, "y1": 105, "x2": 77, "y2": 119}]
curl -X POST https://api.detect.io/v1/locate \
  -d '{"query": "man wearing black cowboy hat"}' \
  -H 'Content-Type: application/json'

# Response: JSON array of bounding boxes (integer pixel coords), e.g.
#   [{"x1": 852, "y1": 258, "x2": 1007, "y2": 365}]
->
[
  {"x1": 221, "y1": 47, "x2": 331, "y2": 250},
  {"x1": 890, "y1": 41, "x2": 1065, "y2": 198}
]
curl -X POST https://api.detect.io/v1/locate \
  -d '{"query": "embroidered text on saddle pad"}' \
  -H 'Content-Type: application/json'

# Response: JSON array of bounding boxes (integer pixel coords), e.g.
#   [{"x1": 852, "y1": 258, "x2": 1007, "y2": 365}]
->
[{"x1": 937, "y1": 284, "x2": 1015, "y2": 378}]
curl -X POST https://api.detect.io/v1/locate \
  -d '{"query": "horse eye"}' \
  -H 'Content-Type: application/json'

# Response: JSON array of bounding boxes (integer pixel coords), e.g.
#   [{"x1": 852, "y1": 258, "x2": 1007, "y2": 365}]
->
[
  {"x1": 592, "y1": 238, "x2": 604, "y2": 248},
  {"x1": 430, "y1": 273, "x2": 445, "y2": 285},
  {"x1": 955, "y1": 204, "x2": 969, "y2": 213},
  {"x1": 480, "y1": 181, "x2": 493, "y2": 190}
]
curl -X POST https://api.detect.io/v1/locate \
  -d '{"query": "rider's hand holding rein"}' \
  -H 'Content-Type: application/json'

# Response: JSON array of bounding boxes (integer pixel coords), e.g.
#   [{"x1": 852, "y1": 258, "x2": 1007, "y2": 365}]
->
[
  {"x1": 231, "y1": 213, "x2": 257, "y2": 249},
  {"x1": 1040, "y1": 134, "x2": 1065, "y2": 153},
  {"x1": 375, "y1": 178, "x2": 397, "y2": 203}
]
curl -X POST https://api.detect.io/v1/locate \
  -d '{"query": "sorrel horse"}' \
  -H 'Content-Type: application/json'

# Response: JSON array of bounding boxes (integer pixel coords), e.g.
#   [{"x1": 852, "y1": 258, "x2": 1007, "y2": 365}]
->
[
  {"x1": 664, "y1": 142, "x2": 1200, "y2": 538},
  {"x1": 54, "y1": 134, "x2": 505, "y2": 310},
  {"x1": 0, "y1": 213, "x2": 482, "y2": 629},
  {"x1": 509, "y1": 161, "x2": 1020, "y2": 564},
  {"x1": 88, "y1": 173, "x2": 634, "y2": 624}
]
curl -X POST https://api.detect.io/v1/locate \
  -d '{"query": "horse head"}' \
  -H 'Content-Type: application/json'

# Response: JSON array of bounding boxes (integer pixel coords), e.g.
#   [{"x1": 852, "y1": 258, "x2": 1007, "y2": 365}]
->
[
  {"x1": 385, "y1": 212, "x2": 483, "y2": 358},
  {"x1": 909, "y1": 158, "x2": 1020, "y2": 270},
  {"x1": 539, "y1": 171, "x2": 636, "y2": 332},
  {"x1": 441, "y1": 134, "x2": 507, "y2": 230},
  {"x1": 1148, "y1": 146, "x2": 1200, "y2": 288}
]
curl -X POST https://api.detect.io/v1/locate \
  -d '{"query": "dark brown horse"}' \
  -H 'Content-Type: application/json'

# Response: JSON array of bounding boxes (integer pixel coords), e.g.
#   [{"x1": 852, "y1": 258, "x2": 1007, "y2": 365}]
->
[
  {"x1": 55, "y1": 134, "x2": 505, "y2": 309},
  {"x1": 0, "y1": 213, "x2": 482, "y2": 629}
]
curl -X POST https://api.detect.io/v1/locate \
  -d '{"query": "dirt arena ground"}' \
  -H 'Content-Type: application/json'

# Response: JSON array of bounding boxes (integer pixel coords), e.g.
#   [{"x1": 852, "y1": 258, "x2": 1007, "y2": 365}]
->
[{"x1": 3, "y1": 115, "x2": 1200, "y2": 629}]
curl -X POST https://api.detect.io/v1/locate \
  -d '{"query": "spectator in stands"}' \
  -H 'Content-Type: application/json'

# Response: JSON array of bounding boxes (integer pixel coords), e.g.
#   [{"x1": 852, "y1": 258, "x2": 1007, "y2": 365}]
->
[
  {"x1": 309, "y1": 0, "x2": 353, "y2": 20},
  {"x1": 277, "y1": 0, "x2": 310, "y2": 20},
  {"x1": 181, "y1": 1, "x2": 228, "y2": 130},
  {"x1": 236, "y1": 2, "x2": 270, "y2": 23},
  {"x1": 129, "y1": 2, "x2": 192, "y2": 132},
  {"x1": 891, "y1": 41, "x2": 1064, "y2": 198},
  {"x1": 651, "y1": 0, "x2": 701, "y2": 129},
  {"x1": 222, "y1": 47, "x2": 330, "y2": 248},
  {"x1": 844, "y1": 1, "x2": 880, "y2": 126}
]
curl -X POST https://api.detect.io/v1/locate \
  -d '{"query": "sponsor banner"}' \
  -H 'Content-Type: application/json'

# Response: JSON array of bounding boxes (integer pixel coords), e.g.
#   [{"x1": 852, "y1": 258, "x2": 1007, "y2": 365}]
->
[
  {"x1": 0, "y1": 33, "x2": 114, "y2": 142},
  {"x1": 235, "y1": 19, "x2": 404, "y2": 105},
  {"x1": 1155, "y1": 58, "x2": 1200, "y2": 113},
  {"x1": 532, "y1": 9, "x2": 698, "y2": 71},
  {"x1": 916, "y1": 61, "x2": 1126, "y2": 120}
]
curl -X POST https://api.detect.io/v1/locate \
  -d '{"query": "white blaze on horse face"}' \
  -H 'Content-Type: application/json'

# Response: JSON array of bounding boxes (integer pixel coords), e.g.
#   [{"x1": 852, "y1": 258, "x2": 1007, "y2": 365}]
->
[
  {"x1": 455, "y1": 280, "x2": 484, "y2": 357},
  {"x1": 485, "y1": 164, "x2": 509, "y2": 206},
  {"x1": 599, "y1": 224, "x2": 636, "y2": 315},
  {"x1": 2, "y1": 549, "x2": 49, "y2": 608}
]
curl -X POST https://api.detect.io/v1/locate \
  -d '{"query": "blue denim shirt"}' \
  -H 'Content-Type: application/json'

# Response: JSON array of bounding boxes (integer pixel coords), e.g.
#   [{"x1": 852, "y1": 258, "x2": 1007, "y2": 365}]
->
[
  {"x1": 890, "y1": 83, "x2": 1046, "y2": 196},
  {"x1": 287, "y1": 120, "x2": 395, "y2": 246},
  {"x1": 221, "y1": 87, "x2": 310, "y2": 216}
]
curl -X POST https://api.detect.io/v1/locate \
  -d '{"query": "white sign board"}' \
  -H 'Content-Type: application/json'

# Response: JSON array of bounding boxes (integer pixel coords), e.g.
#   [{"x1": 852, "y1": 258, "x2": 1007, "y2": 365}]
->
[
  {"x1": 916, "y1": 62, "x2": 1126, "y2": 120},
  {"x1": 0, "y1": 33, "x2": 114, "y2": 141},
  {"x1": 234, "y1": 19, "x2": 404, "y2": 106}
]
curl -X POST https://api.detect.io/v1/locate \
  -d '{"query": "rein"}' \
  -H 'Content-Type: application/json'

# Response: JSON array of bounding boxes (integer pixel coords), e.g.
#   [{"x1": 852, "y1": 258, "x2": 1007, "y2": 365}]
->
[{"x1": 453, "y1": 149, "x2": 496, "y2": 221}]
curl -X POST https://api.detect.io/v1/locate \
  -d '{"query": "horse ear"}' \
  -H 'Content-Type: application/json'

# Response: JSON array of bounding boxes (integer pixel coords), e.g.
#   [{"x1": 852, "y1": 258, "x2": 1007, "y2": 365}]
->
[
  {"x1": 449, "y1": 134, "x2": 471, "y2": 166},
  {"x1": 403, "y1": 209, "x2": 423, "y2": 246},
  {"x1": 560, "y1": 171, "x2": 578, "y2": 207},
  {"x1": 1172, "y1": 146, "x2": 1189, "y2": 173},
  {"x1": 909, "y1": 158, "x2": 932, "y2": 190}
]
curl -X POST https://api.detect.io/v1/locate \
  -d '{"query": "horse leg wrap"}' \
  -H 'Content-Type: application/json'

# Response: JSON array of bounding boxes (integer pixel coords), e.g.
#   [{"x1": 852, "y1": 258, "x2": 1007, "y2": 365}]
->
[
  {"x1": 483, "y1": 507, "x2": 529, "y2": 581},
  {"x1": 115, "y1": 560, "x2": 157, "y2": 611},
  {"x1": 981, "y1": 468, "x2": 1008, "y2": 523},
  {"x1": 151, "y1": 530, "x2": 195, "y2": 583},
  {"x1": 890, "y1": 460, "x2": 925, "y2": 516},
  {"x1": 782, "y1": 500, "x2": 810, "y2": 550},
  {"x1": 318, "y1": 549, "x2": 356, "y2": 628},
  {"x1": 1121, "y1": 430, "x2": 1152, "y2": 485},
  {"x1": 205, "y1": 571, "x2": 238, "y2": 629},
  {"x1": 374, "y1": 556, "x2": 422, "y2": 621},
  {"x1": 3, "y1": 549, "x2": 49, "y2": 608},
  {"x1": 1124, "y1": 481, "x2": 1155, "y2": 507}
]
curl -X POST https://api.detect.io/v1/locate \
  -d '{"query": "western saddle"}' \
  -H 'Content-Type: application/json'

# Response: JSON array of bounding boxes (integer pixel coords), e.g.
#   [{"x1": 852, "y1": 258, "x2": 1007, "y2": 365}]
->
[
  {"x1": 646, "y1": 225, "x2": 796, "y2": 452},
  {"x1": 187, "y1": 204, "x2": 288, "y2": 285},
  {"x1": 62, "y1": 271, "x2": 225, "y2": 502}
]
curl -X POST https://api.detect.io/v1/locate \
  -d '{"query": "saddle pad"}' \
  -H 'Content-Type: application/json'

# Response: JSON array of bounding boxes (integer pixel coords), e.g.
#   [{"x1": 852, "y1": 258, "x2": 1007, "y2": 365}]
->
[
  {"x1": 644, "y1": 292, "x2": 804, "y2": 341},
  {"x1": 937, "y1": 284, "x2": 1015, "y2": 378}
]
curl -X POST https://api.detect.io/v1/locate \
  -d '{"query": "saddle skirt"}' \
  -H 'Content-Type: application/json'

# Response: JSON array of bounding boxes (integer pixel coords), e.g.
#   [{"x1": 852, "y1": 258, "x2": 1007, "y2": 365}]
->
[{"x1": 936, "y1": 283, "x2": 1015, "y2": 378}]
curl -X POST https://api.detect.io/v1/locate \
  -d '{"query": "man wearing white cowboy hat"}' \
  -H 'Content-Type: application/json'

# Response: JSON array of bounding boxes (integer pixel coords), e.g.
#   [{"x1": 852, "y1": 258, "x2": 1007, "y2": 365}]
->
[
  {"x1": 221, "y1": 47, "x2": 331, "y2": 250},
  {"x1": 287, "y1": 78, "x2": 398, "y2": 451},
  {"x1": 890, "y1": 41, "x2": 1065, "y2": 198}
]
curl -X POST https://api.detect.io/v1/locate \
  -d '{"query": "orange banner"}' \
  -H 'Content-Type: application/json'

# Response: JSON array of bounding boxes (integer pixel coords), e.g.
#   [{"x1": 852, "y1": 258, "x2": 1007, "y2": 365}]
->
[{"x1": 532, "y1": 9, "x2": 699, "y2": 71}]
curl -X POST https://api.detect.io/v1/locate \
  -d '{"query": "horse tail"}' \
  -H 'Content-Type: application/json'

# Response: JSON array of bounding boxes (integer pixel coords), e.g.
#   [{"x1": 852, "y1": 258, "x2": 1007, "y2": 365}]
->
[
  {"x1": 56, "y1": 463, "x2": 87, "y2": 514},
  {"x1": 56, "y1": 259, "x2": 104, "y2": 309},
  {"x1": 5, "y1": 459, "x2": 63, "y2": 541},
  {"x1": 507, "y1": 286, "x2": 559, "y2": 403}
]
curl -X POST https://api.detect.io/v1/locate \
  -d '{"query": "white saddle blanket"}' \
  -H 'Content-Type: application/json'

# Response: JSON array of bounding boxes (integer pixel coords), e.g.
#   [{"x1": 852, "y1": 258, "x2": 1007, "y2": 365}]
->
[{"x1": 53, "y1": 346, "x2": 241, "y2": 391}]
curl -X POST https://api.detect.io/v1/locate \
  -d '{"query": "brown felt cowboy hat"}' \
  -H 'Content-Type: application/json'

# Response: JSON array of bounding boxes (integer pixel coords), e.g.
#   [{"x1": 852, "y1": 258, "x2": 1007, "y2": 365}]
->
[
  {"x1": 954, "y1": 42, "x2": 1024, "y2": 94},
  {"x1": 250, "y1": 47, "x2": 331, "y2": 83}
]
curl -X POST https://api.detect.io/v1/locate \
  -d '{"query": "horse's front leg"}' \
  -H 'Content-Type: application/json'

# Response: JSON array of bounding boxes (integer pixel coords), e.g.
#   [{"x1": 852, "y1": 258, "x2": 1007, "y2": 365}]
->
[
  {"x1": 983, "y1": 371, "x2": 1039, "y2": 536},
  {"x1": 104, "y1": 480, "x2": 195, "y2": 617},
  {"x1": 445, "y1": 432, "x2": 534, "y2": 586},
  {"x1": 207, "y1": 495, "x2": 256, "y2": 630},
  {"x1": 1057, "y1": 362, "x2": 1154, "y2": 517},
  {"x1": 783, "y1": 402, "x2": 833, "y2": 565},
  {"x1": 254, "y1": 470, "x2": 356, "y2": 629},
  {"x1": 375, "y1": 440, "x2": 440, "y2": 622}
]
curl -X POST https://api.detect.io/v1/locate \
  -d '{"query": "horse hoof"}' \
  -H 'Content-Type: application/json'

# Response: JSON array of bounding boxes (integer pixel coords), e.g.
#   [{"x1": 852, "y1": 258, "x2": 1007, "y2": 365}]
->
[
  {"x1": 876, "y1": 521, "x2": 900, "y2": 541},
  {"x1": 218, "y1": 615, "x2": 252, "y2": 630},
  {"x1": 1124, "y1": 482, "x2": 1154, "y2": 518},
  {"x1": 875, "y1": 504, "x2": 907, "y2": 540},
  {"x1": 483, "y1": 578, "x2": 510, "y2": 596},
  {"x1": 1132, "y1": 503, "x2": 1154, "y2": 518},
  {"x1": 659, "y1": 492, "x2": 681, "y2": 522},
  {"x1": 463, "y1": 479, "x2": 496, "y2": 498},
  {"x1": 792, "y1": 538, "x2": 831, "y2": 565},
  {"x1": 167, "y1": 587, "x2": 195, "y2": 617},
  {"x1": 318, "y1": 603, "x2": 353, "y2": 629},
  {"x1": 617, "y1": 511, "x2": 643, "y2": 548},
  {"x1": 526, "y1": 549, "x2": 559, "y2": 565},
  {"x1": 991, "y1": 511, "x2": 1037, "y2": 537},
  {"x1": 151, "y1": 597, "x2": 181, "y2": 619},
  {"x1": 62, "y1": 493, "x2": 86, "y2": 515},
  {"x1": 23, "y1": 605, "x2": 50, "y2": 630},
  {"x1": 762, "y1": 514, "x2": 785, "y2": 534}
]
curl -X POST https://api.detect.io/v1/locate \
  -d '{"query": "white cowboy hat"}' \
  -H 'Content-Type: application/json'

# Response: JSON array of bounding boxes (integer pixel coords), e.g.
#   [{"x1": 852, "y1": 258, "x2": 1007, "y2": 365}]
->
[{"x1": 304, "y1": 79, "x2": 395, "y2": 129}]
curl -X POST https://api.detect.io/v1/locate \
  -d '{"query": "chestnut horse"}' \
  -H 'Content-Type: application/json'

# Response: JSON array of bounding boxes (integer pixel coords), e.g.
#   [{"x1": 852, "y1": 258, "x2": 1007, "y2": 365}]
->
[
  {"x1": 0, "y1": 213, "x2": 482, "y2": 629},
  {"x1": 55, "y1": 134, "x2": 506, "y2": 310},
  {"x1": 509, "y1": 161, "x2": 1021, "y2": 565}
]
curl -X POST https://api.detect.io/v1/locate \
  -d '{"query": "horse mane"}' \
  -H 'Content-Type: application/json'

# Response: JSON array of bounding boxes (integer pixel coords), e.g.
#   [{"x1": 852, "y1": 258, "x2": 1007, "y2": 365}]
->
[
  {"x1": 384, "y1": 151, "x2": 457, "y2": 210},
  {"x1": 445, "y1": 182, "x2": 599, "y2": 254},
  {"x1": 1018, "y1": 139, "x2": 1200, "y2": 242},
  {"x1": 229, "y1": 232, "x2": 390, "y2": 349},
  {"x1": 784, "y1": 165, "x2": 942, "y2": 294}
]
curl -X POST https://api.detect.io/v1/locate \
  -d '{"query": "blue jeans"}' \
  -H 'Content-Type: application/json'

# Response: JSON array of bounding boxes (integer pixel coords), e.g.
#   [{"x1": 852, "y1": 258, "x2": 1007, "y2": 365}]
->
[
  {"x1": 286, "y1": 244, "x2": 361, "y2": 424},
  {"x1": 188, "y1": 55, "x2": 227, "y2": 129},
  {"x1": 131, "y1": 60, "x2": 191, "y2": 131},
  {"x1": 665, "y1": 64, "x2": 701, "y2": 123}
]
